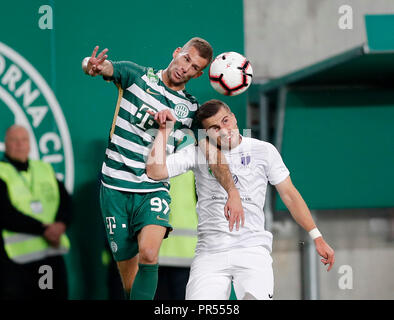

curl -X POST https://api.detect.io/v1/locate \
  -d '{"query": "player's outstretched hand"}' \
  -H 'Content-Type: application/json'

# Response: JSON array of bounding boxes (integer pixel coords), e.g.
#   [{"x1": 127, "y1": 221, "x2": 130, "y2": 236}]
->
[
  {"x1": 147, "y1": 109, "x2": 176, "y2": 129},
  {"x1": 224, "y1": 188, "x2": 245, "y2": 232},
  {"x1": 314, "y1": 237, "x2": 335, "y2": 271},
  {"x1": 86, "y1": 46, "x2": 108, "y2": 76}
]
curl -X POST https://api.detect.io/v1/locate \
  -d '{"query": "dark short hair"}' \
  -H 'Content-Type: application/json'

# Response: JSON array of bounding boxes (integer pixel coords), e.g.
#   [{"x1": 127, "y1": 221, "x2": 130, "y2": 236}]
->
[
  {"x1": 182, "y1": 37, "x2": 213, "y2": 65},
  {"x1": 195, "y1": 99, "x2": 231, "y2": 128}
]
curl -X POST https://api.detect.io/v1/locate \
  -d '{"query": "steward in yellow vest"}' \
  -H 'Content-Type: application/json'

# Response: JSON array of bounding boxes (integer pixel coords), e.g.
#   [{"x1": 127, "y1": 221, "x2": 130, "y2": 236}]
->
[
  {"x1": 0, "y1": 125, "x2": 71, "y2": 299},
  {"x1": 0, "y1": 158, "x2": 70, "y2": 263}
]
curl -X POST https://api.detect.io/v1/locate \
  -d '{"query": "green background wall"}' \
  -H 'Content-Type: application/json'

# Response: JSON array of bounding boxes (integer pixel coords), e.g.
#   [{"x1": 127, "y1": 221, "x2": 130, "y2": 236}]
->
[
  {"x1": 276, "y1": 88, "x2": 394, "y2": 211},
  {"x1": 0, "y1": 0, "x2": 246, "y2": 299}
]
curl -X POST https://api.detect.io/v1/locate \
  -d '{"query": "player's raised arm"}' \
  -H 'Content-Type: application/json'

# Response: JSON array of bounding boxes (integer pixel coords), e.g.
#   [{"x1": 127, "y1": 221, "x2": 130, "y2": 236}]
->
[
  {"x1": 147, "y1": 110, "x2": 199, "y2": 181},
  {"x1": 82, "y1": 45, "x2": 113, "y2": 77},
  {"x1": 145, "y1": 110, "x2": 175, "y2": 181},
  {"x1": 275, "y1": 176, "x2": 335, "y2": 271},
  {"x1": 146, "y1": 129, "x2": 171, "y2": 181}
]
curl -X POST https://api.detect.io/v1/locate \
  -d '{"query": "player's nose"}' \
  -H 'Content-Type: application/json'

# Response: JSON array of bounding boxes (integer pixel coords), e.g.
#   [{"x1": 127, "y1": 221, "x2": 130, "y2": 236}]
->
[{"x1": 183, "y1": 63, "x2": 192, "y2": 73}]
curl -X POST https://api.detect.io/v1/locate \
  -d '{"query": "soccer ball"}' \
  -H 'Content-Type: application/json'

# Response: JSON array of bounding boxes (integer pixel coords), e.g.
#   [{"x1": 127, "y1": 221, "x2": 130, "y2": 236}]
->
[{"x1": 209, "y1": 52, "x2": 253, "y2": 96}]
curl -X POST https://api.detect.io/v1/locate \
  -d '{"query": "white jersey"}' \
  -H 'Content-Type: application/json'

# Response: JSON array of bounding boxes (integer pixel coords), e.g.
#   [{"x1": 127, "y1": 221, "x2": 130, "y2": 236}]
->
[{"x1": 166, "y1": 136, "x2": 290, "y2": 254}]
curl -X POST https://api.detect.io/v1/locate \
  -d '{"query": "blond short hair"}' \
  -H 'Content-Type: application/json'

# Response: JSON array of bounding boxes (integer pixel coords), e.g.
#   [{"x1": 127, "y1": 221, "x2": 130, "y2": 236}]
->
[{"x1": 182, "y1": 37, "x2": 213, "y2": 64}]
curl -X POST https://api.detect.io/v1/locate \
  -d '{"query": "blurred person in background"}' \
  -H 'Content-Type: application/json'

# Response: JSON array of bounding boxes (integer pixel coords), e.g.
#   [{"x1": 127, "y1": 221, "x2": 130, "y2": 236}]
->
[{"x1": 0, "y1": 125, "x2": 71, "y2": 299}]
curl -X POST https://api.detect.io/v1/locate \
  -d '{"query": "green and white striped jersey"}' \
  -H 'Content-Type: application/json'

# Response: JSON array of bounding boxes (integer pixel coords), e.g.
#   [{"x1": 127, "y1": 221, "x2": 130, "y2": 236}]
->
[{"x1": 101, "y1": 61, "x2": 198, "y2": 193}]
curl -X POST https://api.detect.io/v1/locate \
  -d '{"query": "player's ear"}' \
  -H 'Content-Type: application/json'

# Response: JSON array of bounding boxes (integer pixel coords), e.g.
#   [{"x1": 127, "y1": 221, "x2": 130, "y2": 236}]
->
[{"x1": 173, "y1": 47, "x2": 182, "y2": 59}]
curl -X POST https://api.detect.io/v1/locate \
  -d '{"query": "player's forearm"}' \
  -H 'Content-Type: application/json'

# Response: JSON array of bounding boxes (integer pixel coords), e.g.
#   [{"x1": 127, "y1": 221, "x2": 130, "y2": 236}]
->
[
  {"x1": 209, "y1": 155, "x2": 240, "y2": 198},
  {"x1": 199, "y1": 139, "x2": 237, "y2": 194},
  {"x1": 209, "y1": 162, "x2": 237, "y2": 194},
  {"x1": 207, "y1": 146, "x2": 245, "y2": 230},
  {"x1": 146, "y1": 128, "x2": 171, "y2": 180},
  {"x1": 281, "y1": 188, "x2": 316, "y2": 232}
]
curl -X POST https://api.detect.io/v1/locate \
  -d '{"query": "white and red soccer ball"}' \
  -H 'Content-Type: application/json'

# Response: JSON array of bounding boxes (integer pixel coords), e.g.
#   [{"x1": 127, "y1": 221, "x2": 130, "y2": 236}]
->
[{"x1": 209, "y1": 52, "x2": 253, "y2": 96}]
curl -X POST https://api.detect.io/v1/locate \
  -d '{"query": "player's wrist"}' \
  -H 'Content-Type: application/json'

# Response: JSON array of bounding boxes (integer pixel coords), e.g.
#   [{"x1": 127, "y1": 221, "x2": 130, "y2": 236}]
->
[
  {"x1": 227, "y1": 186, "x2": 240, "y2": 196},
  {"x1": 309, "y1": 227, "x2": 322, "y2": 240},
  {"x1": 82, "y1": 57, "x2": 90, "y2": 75},
  {"x1": 159, "y1": 124, "x2": 174, "y2": 134}
]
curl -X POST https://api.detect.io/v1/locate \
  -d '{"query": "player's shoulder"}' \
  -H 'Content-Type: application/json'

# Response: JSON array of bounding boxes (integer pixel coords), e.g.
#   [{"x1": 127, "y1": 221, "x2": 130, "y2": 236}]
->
[
  {"x1": 241, "y1": 137, "x2": 279, "y2": 160},
  {"x1": 242, "y1": 136, "x2": 275, "y2": 151}
]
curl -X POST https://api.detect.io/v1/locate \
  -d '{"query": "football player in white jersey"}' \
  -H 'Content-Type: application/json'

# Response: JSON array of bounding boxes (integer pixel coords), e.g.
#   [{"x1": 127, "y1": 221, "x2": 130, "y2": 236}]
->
[{"x1": 146, "y1": 99, "x2": 335, "y2": 300}]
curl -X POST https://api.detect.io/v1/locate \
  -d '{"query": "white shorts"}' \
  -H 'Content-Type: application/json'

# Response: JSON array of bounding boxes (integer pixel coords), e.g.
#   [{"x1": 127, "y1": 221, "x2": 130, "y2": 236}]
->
[{"x1": 186, "y1": 246, "x2": 274, "y2": 300}]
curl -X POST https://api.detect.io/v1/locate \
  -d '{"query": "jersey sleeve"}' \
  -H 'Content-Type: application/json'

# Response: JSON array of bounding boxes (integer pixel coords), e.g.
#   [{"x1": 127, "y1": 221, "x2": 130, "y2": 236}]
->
[
  {"x1": 110, "y1": 61, "x2": 145, "y2": 89},
  {"x1": 166, "y1": 144, "x2": 197, "y2": 178},
  {"x1": 267, "y1": 143, "x2": 290, "y2": 185}
]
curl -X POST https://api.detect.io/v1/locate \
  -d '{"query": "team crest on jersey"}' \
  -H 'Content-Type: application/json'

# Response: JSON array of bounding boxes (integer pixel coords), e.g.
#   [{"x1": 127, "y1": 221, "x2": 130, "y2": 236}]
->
[
  {"x1": 110, "y1": 241, "x2": 118, "y2": 253},
  {"x1": 0, "y1": 42, "x2": 74, "y2": 192},
  {"x1": 147, "y1": 67, "x2": 159, "y2": 83},
  {"x1": 241, "y1": 154, "x2": 251, "y2": 166},
  {"x1": 174, "y1": 103, "x2": 189, "y2": 119}
]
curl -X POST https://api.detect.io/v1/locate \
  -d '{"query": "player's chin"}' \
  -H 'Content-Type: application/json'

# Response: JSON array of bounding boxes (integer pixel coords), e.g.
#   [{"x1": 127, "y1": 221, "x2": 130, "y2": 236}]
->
[
  {"x1": 169, "y1": 69, "x2": 180, "y2": 81},
  {"x1": 171, "y1": 75, "x2": 188, "y2": 86}
]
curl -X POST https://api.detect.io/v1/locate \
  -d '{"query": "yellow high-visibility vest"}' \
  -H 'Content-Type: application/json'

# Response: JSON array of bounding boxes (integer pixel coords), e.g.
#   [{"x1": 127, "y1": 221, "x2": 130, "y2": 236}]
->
[
  {"x1": 0, "y1": 160, "x2": 70, "y2": 264},
  {"x1": 159, "y1": 171, "x2": 198, "y2": 267}
]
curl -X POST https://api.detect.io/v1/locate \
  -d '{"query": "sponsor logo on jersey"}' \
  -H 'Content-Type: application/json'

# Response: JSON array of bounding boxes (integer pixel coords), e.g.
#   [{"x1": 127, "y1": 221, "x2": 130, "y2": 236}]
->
[
  {"x1": 174, "y1": 103, "x2": 189, "y2": 119},
  {"x1": 106, "y1": 216, "x2": 116, "y2": 235},
  {"x1": 146, "y1": 87, "x2": 160, "y2": 95},
  {"x1": 156, "y1": 215, "x2": 168, "y2": 222},
  {"x1": 0, "y1": 42, "x2": 74, "y2": 193},
  {"x1": 241, "y1": 154, "x2": 251, "y2": 166},
  {"x1": 110, "y1": 241, "x2": 118, "y2": 253}
]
